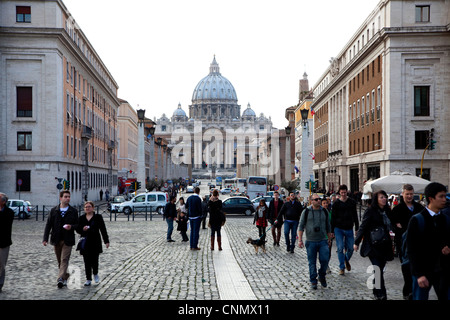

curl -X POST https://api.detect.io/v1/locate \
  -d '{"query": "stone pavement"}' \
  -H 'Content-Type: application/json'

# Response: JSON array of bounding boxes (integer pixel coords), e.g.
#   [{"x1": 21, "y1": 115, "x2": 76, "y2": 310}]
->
[{"x1": 1, "y1": 213, "x2": 436, "y2": 302}]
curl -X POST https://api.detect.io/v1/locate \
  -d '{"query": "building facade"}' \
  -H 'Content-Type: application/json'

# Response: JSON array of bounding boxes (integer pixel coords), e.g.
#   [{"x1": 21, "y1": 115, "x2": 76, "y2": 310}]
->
[
  {"x1": 309, "y1": 0, "x2": 450, "y2": 193},
  {"x1": 155, "y1": 57, "x2": 274, "y2": 179},
  {"x1": 0, "y1": 0, "x2": 120, "y2": 205}
]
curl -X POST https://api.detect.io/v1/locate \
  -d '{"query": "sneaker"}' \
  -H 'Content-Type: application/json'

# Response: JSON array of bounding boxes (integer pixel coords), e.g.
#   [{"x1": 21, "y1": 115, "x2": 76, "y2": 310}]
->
[
  {"x1": 319, "y1": 277, "x2": 327, "y2": 288},
  {"x1": 310, "y1": 282, "x2": 318, "y2": 290},
  {"x1": 345, "y1": 259, "x2": 351, "y2": 271},
  {"x1": 57, "y1": 278, "x2": 64, "y2": 288},
  {"x1": 94, "y1": 274, "x2": 100, "y2": 283},
  {"x1": 167, "y1": 239, "x2": 175, "y2": 242},
  {"x1": 84, "y1": 280, "x2": 91, "y2": 286},
  {"x1": 339, "y1": 269, "x2": 345, "y2": 276}
]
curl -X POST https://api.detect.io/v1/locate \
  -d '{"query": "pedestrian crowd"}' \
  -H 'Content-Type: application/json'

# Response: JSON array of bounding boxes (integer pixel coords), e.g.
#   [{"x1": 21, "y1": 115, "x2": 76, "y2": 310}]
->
[{"x1": 0, "y1": 180, "x2": 449, "y2": 300}]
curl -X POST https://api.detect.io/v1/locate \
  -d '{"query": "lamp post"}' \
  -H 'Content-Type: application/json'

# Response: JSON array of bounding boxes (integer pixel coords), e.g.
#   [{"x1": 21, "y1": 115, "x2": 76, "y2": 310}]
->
[
  {"x1": 284, "y1": 125, "x2": 292, "y2": 183},
  {"x1": 137, "y1": 108, "x2": 146, "y2": 193},
  {"x1": 300, "y1": 108, "x2": 311, "y2": 200}
]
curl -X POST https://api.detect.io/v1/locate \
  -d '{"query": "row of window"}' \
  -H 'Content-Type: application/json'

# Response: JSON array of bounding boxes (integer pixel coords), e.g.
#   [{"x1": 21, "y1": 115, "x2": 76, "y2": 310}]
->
[
  {"x1": 349, "y1": 132, "x2": 381, "y2": 156},
  {"x1": 349, "y1": 56, "x2": 381, "y2": 93}
]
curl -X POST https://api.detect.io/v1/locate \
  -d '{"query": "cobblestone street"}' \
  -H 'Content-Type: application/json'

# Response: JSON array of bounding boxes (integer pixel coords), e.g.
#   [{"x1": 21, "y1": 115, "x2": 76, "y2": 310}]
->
[{"x1": 0, "y1": 214, "x2": 415, "y2": 301}]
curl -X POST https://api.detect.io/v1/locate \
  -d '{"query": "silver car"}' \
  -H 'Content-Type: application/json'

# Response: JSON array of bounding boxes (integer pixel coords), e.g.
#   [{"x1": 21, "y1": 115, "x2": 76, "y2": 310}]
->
[{"x1": 6, "y1": 199, "x2": 33, "y2": 219}]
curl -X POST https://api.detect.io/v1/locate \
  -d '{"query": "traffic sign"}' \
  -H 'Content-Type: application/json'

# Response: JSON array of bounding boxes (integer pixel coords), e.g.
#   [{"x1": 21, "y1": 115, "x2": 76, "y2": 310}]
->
[
  {"x1": 273, "y1": 185, "x2": 279, "y2": 191},
  {"x1": 57, "y1": 183, "x2": 63, "y2": 190},
  {"x1": 17, "y1": 179, "x2": 23, "y2": 186}
]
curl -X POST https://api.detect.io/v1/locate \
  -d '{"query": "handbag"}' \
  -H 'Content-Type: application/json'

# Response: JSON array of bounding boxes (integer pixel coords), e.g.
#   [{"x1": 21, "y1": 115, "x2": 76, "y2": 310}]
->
[
  {"x1": 370, "y1": 226, "x2": 389, "y2": 245},
  {"x1": 76, "y1": 237, "x2": 86, "y2": 251}
]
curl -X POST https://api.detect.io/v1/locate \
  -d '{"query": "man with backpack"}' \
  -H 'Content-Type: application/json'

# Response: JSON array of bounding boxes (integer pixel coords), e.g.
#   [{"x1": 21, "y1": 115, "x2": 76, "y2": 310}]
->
[
  {"x1": 406, "y1": 182, "x2": 450, "y2": 300},
  {"x1": 298, "y1": 194, "x2": 332, "y2": 290}
]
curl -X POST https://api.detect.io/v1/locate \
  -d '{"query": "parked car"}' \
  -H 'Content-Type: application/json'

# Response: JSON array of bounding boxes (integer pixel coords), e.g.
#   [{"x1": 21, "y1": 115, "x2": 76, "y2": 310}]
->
[
  {"x1": 220, "y1": 188, "x2": 232, "y2": 194},
  {"x1": 251, "y1": 196, "x2": 274, "y2": 210},
  {"x1": 6, "y1": 199, "x2": 33, "y2": 219},
  {"x1": 221, "y1": 196, "x2": 255, "y2": 216},
  {"x1": 186, "y1": 186, "x2": 195, "y2": 193},
  {"x1": 209, "y1": 184, "x2": 216, "y2": 190},
  {"x1": 108, "y1": 195, "x2": 126, "y2": 212},
  {"x1": 117, "y1": 192, "x2": 168, "y2": 215}
]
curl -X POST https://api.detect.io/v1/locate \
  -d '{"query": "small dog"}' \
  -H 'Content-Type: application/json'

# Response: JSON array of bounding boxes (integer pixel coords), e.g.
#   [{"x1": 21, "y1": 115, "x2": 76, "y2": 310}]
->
[{"x1": 246, "y1": 237, "x2": 266, "y2": 253}]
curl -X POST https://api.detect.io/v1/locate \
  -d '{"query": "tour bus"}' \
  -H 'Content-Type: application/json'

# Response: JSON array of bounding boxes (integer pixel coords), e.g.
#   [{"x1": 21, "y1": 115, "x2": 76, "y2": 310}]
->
[
  {"x1": 215, "y1": 176, "x2": 222, "y2": 188},
  {"x1": 246, "y1": 176, "x2": 267, "y2": 200},
  {"x1": 224, "y1": 177, "x2": 247, "y2": 192}
]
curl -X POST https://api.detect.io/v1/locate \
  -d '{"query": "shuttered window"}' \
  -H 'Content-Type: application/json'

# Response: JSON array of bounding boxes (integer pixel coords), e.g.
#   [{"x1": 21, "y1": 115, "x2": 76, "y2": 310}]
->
[{"x1": 17, "y1": 87, "x2": 32, "y2": 117}]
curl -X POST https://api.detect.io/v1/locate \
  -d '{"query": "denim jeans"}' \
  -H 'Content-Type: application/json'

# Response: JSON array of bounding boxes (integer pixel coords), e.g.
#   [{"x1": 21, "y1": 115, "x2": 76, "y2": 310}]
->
[
  {"x1": 334, "y1": 227, "x2": 354, "y2": 270},
  {"x1": 412, "y1": 273, "x2": 450, "y2": 301},
  {"x1": 284, "y1": 220, "x2": 299, "y2": 250},
  {"x1": 189, "y1": 218, "x2": 202, "y2": 249},
  {"x1": 305, "y1": 240, "x2": 329, "y2": 283},
  {"x1": 166, "y1": 218, "x2": 174, "y2": 240}
]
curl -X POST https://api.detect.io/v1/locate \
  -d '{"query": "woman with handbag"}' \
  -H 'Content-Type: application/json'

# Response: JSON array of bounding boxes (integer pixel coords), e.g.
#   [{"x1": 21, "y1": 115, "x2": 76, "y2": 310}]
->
[
  {"x1": 354, "y1": 190, "x2": 394, "y2": 300},
  {"x1": 76, "y1": 201, "x2": 110, "y2": 286},
  {"x1": 208, "y1": 189, "x2": 225, "y2": 251}
]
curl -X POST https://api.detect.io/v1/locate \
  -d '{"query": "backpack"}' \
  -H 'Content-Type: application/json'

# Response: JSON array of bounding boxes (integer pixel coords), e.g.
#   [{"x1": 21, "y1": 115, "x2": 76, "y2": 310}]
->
[
  {"x1": 303, "y1": 206, "x2": 329, "y2": 226},
  {"x1": 401, "y1": 213, "x2": 425, "y2": 266}
]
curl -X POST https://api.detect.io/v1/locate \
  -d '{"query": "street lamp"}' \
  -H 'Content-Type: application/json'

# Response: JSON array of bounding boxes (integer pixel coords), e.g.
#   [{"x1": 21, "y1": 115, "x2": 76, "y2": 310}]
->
[
  {"x1": 285, "y1": 126, "x2": 291, "y2": 135},
  {"x1": 300, "y1": 108, "x2": 309, "y2": 126},
  {"x1": 137, "y1": 109, "x2": 145, "y2": 122},
  {"x1": 136, "y1": 108, "x2": 146, "y2": 193},
  {"x1": 149, "y1": 126, "x2": 155, "y2": 136}
]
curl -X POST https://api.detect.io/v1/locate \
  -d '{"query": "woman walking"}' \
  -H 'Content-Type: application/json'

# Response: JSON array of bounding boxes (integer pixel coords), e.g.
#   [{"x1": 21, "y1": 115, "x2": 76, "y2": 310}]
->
[
  {"x1": 354, "y1": 190, "x2": 394, "y2": 300},
  {"x1": 254, "y1": 199, "x2": 269, "y2": 243},
  {"x1": 76, "y1": 201, "x2": 110, "y2": 286},
  {"x1": 208, "y1": 189, "x2": 225, "y2": 250}
]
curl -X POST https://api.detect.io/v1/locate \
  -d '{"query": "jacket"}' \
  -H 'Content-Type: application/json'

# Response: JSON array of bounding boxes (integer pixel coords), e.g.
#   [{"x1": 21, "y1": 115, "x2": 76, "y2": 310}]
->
[
  {"x1": 208, "y1": 200, "x2": 225, "y2": 228},
  {"x1": 354, "y1": 205, "x2": 393, "y2": 261},
  {"x1": 391, "y1": 200, "x2": 423, "y2": 235},
  {"x1": 164, "y1": 202, "x2": 177, "y2": 219},
  {"x1": 331, "y1": 198, "x2": 359, "y2": 231},
  {"x1": 43, "y1": 205, "x2": 79, "y2": 246},
  {"x1": 268, "y1": 199, "x2": 283, "y2": 223},
  {"x1": 406, "y1": 208, "x2": 450, "y2": 279},
  {"x1": 76, "y1": 213, "x2": 109, "y2": 254},
  {"x1": 0, "y1": 206, "x2": 14, "y2": 248},
  {"x1": 278, "y1": 200, "x2": 303, "y2": 222},
  {"x1": 186, "y1": 194, "x2": 203, "y2": 219}
]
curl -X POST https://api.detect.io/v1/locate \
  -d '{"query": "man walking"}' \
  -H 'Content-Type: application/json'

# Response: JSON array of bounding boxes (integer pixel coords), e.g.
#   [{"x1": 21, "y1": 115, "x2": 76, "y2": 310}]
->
[
  {"x1": 186, "y1": 187, "x2": 203, "y2": 250},
  {"x1": 392, "y1": 183, "x2": 423, "y2": 299},
  {"x1": 277, "y1": 193, "x2": 303, "y2": 253},
  {"x1": 43, "y1": 190, "x2": 79, "y2": 288},
  {"x1": 298, "y1": 194, "x2": 332, "y2": 289},
  {"x1": 164, "y1": 196, "x2": 177, "y2": 242},
  {"x1": 331, "y1": 184, "x2": 359, "y2": 275},
  {"x1": 0, "y1": 193, "x2": 14, "y2": 292},
  {"x1": 268, "y1": 191, "x2": 283, "y2": 246},
  {"x1": 407, "y1": 182, "x2": 450, "y2": 300}
]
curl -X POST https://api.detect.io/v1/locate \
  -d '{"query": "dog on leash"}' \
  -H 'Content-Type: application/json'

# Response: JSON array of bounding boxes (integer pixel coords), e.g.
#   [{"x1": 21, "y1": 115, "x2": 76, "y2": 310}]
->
[{"x1": 246, "y1": 237, "x2": 266, "y2": 253}]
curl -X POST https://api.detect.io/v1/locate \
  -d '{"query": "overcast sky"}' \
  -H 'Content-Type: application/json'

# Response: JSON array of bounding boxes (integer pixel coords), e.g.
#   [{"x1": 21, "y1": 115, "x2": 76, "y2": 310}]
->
[{"x1": 64, "y1": 0, "x2": 381, "y2": 128}]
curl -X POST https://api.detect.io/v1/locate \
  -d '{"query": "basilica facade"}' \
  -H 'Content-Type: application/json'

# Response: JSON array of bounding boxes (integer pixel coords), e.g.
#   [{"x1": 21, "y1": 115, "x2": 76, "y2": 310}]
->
[{"x1": 154, "y1": 57, "x2": 273, "y2": 178}]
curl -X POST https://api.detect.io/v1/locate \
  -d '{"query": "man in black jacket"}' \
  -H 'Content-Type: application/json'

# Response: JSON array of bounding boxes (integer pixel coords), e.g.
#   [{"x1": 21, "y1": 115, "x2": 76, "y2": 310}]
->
[
  {"x1": 392, "y1": 184, "x2": 423, "y2": 299},
  {"x1": 164, "y1": 196, "x2": 177, "y2": 242},
  {"x1": 331, "y1": 184, "x2": 359, "y2": 275},
  {"x1": 407, "y1": 182, "x2": 449, "y2": 300},
  {"x1": 0, "y1": 193, "x2": 14, "y2": 292},
  {"x1": 277, "y1": 193, "x2": 303, "y2": 253},
  {"x1": 43, "y1": 190, "x2": 79, "y2": 288}
]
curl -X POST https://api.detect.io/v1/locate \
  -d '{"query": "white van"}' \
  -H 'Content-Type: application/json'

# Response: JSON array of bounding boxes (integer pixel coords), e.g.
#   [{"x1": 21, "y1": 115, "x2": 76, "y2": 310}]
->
[{"x1": 117, "y1": 192, "x2": 168, "y2": 215}]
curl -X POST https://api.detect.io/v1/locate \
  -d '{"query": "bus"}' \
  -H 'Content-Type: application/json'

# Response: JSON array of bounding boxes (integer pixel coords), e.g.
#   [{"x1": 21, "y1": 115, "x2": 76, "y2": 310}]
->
[
  {"x1": 215, "y1": 176, "x2": 222, "y2": 188},
  {"x1": 246, "y1": 176, "x2": 267, "y2": 200}
]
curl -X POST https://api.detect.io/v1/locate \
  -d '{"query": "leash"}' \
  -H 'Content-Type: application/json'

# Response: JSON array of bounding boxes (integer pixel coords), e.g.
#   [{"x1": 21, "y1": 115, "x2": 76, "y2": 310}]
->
[{"x1": 256, "y1": 220, "x2": 284, "y2": 241}]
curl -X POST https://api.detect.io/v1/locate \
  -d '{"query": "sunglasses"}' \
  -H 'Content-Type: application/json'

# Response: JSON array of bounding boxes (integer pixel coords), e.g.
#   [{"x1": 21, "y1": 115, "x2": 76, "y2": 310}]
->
[{"x1": 312, "y1": 198, "x2": 320, "y2": 201}]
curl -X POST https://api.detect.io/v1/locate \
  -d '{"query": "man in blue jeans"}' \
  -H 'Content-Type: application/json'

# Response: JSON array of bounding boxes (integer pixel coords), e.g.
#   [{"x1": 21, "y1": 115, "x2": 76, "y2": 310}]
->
[
  {"x1": 331, "y1": 185, "x2": 359, "y2": 275},
  {"x1": 298, "y1": 193, "x2": 332, "y2": 289},
  {"x1": 186, "y1": 187, "x2": 203, "y2": 250},
  {"x1": 277, "y1": 193, "x2": 303, "y2": 253}
]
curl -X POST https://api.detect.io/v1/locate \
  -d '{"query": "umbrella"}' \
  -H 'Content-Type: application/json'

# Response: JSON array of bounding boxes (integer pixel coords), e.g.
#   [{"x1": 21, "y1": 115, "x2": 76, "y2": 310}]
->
[{"x1": 363, "y1": 170, "x2": 430, "y2": 194}]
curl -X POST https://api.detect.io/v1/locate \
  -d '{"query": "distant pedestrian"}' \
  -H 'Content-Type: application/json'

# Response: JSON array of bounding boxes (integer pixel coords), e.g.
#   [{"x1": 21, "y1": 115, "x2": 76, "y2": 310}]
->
[
  {"x1": 99, "y1": 189, "x2": 103, "y2": 201},
  {"x1": 76, "y1": 201, "x2": 110, "y2": 286},
  {"x1": 164, "y1": 196, "x2": 177, "y2": 242},
  {"x1": 254, "y1": 199, "x2": 269, "y2": 243},
  {"x1": 268, "y1": 191, "x2": 283, "y2": 246},
  {"x1": 298, "y1": 194, "x2": 332, "y2": 289},
  {"x1": 331, "y1": 184, "x2": 359, "y2": 275},
  {"x1": 0, "y1": 193, "x2": 14, "y2": 292},
  {"x1": 354, "y1": 190, "x2": 394, "y2": 300},
  {"x1": 177, "y1": 210, "x2": 189, "y2": 242},
  {"x1": 201, "y1": 195, "x2": 209, "y2": 229},
  {"x1": 277, "y1": 193, "x2": 304, "y2": 253},
  {"x1": 391, "y1": 183, "x2": 423, "y2": 299},
  {"x1": 406, "y1": 182, "x2": 450, "y2": 301},
  {"x1": 43, "y1": 190, "x2": 79, "y2": 288},
  {"x1": 186, "y1": 187, "x2": 203, "y2": 250},
  {"x1": 105, "y1": 189, "x2": 110, "y2": 202},
  {"x1": 208, "y1": 189, "x2": 225, "y2": 251}
]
